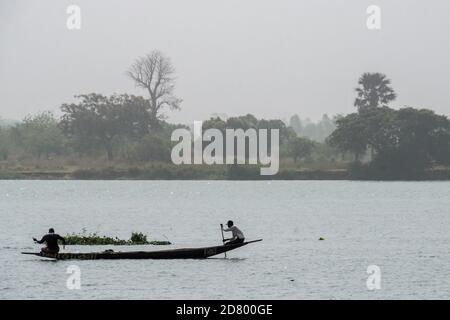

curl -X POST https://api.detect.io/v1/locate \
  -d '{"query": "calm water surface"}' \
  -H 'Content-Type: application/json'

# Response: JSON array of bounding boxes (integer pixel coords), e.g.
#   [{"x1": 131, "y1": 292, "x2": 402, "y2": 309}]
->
[{"x1": 1, "y1": 180, "x2": 449, "y2": 299}]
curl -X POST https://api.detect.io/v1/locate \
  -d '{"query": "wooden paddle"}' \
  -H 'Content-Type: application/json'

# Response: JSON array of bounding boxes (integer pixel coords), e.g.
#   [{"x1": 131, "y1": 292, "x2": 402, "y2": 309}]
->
[{"x1": 220, "y1": 224, "x2": 227, "y2": 258}]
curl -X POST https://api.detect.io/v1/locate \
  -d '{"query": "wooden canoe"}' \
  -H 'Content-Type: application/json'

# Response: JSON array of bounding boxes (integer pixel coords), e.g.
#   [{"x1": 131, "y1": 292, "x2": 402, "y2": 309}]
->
[{"x1": 21, "y1": 239, "x2": 262, "y2": 260}]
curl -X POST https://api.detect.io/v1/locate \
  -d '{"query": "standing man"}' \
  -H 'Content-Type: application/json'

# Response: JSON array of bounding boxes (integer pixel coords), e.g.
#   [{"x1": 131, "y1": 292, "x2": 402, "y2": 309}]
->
[
  {"x1": 33, "y1": 228, "x2": 66, "y2": 254},
  {"x1": 221, "y1": 220, "x2": 245, "y2": 245}
]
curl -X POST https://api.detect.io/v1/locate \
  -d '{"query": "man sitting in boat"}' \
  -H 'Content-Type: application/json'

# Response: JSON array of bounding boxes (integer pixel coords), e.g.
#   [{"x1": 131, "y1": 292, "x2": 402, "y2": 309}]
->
[
  {"x1": 33, "y1": 228, "x2": 66, "y2": 254},
  {"x1": 221, "y1": 220, "x2": 245, "y2": 245}
]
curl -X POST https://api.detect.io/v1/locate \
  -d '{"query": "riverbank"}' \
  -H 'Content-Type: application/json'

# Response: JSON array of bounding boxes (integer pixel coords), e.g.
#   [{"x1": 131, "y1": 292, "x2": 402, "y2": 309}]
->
[{"x1": 1, "y1": 164, "x2": 450, "y2": 180}]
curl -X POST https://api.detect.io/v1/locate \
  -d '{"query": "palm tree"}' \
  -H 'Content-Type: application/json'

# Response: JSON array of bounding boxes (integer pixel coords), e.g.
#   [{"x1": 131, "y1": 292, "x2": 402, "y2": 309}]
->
[{"x1": 354, "y1": 73, "x2": 396, "y2": 112}]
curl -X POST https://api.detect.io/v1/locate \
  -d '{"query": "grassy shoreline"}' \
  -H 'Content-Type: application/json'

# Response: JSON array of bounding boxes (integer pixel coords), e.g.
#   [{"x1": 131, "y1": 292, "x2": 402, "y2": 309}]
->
[{"x1": 1, "y1": 165, "x2": 450, "y2": 180}]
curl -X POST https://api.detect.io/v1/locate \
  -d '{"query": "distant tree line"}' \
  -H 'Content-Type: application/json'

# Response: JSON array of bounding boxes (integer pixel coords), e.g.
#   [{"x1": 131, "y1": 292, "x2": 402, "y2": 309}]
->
[
  {"x1": 0, "y1": 109, "x2": 320, "y2": 166},
  {"x1": 0, "y1": 52, "x2": 449, "y2": 180}
]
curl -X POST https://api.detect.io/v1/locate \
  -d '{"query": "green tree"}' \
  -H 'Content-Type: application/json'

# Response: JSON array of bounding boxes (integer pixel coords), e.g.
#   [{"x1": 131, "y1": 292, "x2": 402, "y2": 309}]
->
[
  {"x1": 354, "y1": 73, "x2": 396, "y2": 112},
  {"x1": 227, "y1": 114, "x2": 258, "y2": 130},
  {"x1": 0, "y1": 127, "x2": 11, "y2": 160},
  {"x1": 327, "y1": 113, "x2": 369, "y2": 161},
  {"x1": 12, "y1": 111, "x2": 64, "y2": 159},
  {"x1": 133, "y1": 134, "x2": 172, "y2": 162},
  {"x1": 288, "y1": 137, "x2": 315, "y2": 163},
  {"x1": 60, "y1": 94, "x2": 151, "y2": 160},
  {"x1": 257, "y1": 118, "x2": 296, "y2": 144},
  {"x1": 203, "y1": 117, "x2": 227, "y2": 133},
  {"x1": 371, "y1": 108, "x2": 450, "y2": 175},
  {"x1": 328, "y1": 106, "x2": 450, "y2": 177}
]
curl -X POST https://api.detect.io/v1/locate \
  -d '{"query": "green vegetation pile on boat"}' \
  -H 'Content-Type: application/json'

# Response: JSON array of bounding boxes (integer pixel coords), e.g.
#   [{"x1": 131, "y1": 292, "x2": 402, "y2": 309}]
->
[
  {"x1": 22, "y1": 239, "x2": 262, "y2": 260},
  {"x1": 64, "y1": 231, "x2": 170, "y2": 245}
]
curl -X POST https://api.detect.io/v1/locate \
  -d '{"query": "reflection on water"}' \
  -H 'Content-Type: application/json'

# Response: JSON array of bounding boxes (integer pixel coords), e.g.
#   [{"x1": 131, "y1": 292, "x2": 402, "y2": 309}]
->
[{"x1": 1, "y1": 180, "x2": 450, "y2": 299}]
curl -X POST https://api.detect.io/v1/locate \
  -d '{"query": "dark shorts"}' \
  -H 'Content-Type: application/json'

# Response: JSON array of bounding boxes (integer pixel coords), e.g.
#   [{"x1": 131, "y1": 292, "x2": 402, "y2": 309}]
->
[
  {"x1": 225, "y1": 238, "x2": 245, "y2": 245},
  {"x1": 41, "y1": 247, "x2": 59, "y2": 254}
]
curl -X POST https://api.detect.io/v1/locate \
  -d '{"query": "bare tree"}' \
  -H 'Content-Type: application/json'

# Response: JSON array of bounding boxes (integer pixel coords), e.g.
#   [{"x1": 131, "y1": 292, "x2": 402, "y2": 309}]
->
[{"x1": 126, "y1": 50, "x2": 182, "y2": 124}]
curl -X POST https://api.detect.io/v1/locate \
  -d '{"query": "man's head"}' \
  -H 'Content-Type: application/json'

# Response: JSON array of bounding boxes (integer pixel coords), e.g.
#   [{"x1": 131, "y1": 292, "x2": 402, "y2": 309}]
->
[
  {"x1": 227, "y1": 220, "x2": 234, "y2": 228},
  {"x1": 48, "y1": 228, "x2": 55, "y2": 234}
]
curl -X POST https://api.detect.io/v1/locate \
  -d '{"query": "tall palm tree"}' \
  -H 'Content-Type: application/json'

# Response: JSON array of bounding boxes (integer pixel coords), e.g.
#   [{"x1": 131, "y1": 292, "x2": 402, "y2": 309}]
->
[{"x1": 354, "y1": 73, "x2": 396, "y2": 112}]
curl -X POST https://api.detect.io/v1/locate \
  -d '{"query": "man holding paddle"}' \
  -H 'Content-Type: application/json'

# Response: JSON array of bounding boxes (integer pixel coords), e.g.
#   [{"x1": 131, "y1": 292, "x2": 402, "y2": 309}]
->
[
  {"x1": 221, "y1": 220, "x2": 245, "y2": 245},
  {"x1": 33, "y1": 228, "x2": 66, "y2": 254}
]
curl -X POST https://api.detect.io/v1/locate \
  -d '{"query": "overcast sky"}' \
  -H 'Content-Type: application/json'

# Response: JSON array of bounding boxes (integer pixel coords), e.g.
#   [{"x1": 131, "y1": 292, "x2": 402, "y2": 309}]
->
[{"x1": 1, "y1": 0, "x2": 450, "y2": 124}]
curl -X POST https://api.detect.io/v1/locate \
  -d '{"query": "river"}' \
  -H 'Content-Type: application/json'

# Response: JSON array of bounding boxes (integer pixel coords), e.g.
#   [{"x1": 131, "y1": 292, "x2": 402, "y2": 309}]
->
[{"x1": 1, "y1": 180, "x2": 449, "y2": 299}]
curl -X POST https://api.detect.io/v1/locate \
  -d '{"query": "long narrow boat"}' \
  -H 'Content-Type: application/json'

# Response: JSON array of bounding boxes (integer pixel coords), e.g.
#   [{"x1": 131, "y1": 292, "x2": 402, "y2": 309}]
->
[{"x1": 21, "y1": 239, "x2": 262, "y2": 260}]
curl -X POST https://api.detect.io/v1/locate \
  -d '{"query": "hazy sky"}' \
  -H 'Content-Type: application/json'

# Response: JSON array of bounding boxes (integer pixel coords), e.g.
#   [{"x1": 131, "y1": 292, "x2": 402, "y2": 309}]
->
[{"x1": 1, "y1": 0, "x2": 450, "y2": 124}]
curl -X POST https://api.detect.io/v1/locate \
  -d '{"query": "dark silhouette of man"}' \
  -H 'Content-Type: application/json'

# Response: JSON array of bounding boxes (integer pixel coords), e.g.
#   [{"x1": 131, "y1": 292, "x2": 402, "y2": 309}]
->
[{"x1": 33, "y1": 228, "x2": 66, "y2": 254}]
